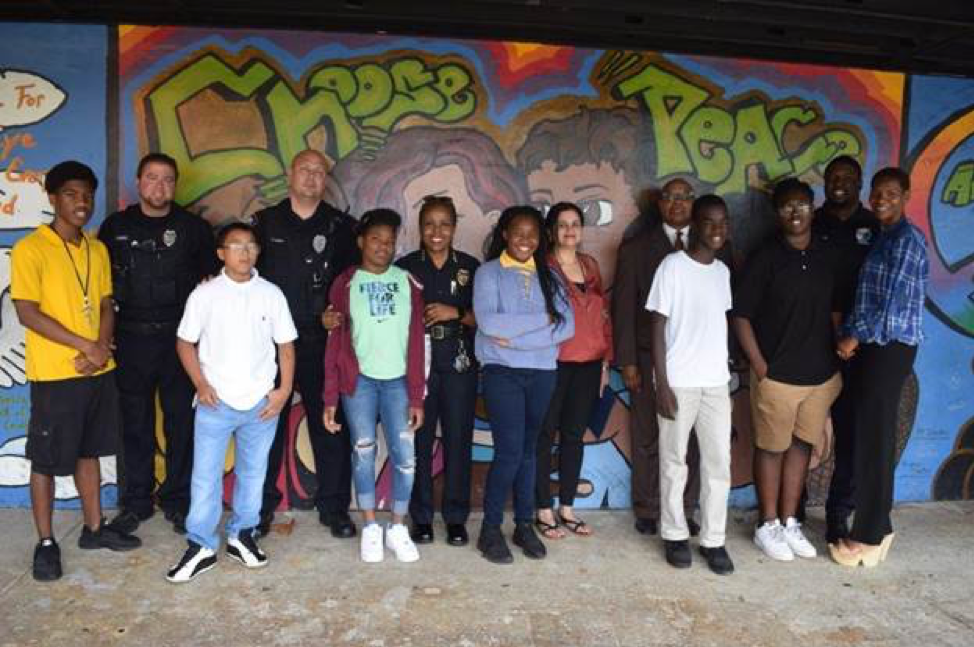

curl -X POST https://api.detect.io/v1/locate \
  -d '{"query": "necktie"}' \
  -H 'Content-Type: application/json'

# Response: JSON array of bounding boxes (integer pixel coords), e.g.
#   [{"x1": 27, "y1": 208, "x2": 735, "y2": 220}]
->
[{"x1": 674, "y1": 230, "x2": 685, "y2": 251}]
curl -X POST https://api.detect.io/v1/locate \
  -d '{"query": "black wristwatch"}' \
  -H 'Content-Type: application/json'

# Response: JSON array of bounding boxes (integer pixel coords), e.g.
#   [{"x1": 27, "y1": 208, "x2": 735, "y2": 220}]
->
[{"x1": 456, "y1": 305, "x2": 466, "y2": 321}]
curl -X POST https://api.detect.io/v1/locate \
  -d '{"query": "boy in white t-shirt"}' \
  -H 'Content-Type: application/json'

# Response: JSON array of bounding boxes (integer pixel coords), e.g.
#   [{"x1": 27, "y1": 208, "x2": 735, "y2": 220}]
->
[
  {"x1": 646, "y1": 194, "x2": 735, "y2": 575},
  {"x1": 166, "y1": 222, "x2": 298, "y2": 583}
]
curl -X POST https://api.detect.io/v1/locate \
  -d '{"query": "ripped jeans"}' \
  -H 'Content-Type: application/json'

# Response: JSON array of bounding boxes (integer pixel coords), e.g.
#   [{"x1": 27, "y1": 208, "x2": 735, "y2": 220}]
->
[{"x1": 341, "y1": 375, "x2": 415, "y2": 515}]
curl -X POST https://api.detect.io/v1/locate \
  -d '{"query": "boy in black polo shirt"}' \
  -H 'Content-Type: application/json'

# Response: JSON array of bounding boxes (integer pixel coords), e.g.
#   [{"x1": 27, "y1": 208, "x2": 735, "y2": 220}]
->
[{"x1": 733, "y1": 178, "x2": 843, "y2": 562}]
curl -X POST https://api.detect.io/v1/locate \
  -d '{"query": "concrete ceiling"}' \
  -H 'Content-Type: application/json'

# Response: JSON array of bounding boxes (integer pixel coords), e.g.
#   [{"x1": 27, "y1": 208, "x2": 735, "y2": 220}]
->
[{"x1": 6, "y1": 0, "x2": 974, "y2": 77}]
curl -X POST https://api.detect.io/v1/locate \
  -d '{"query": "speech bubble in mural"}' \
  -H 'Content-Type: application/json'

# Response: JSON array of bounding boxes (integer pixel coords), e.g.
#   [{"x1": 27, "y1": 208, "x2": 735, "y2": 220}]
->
[
  {"x1": 0, "y1": 70, "x2": 66, "y2": 131},
  {"x1": 0, "y1": 436, "x2": 117, "y2": 499},
  {"x1": 0, "y1": 247, "x2": 27, "y2": 388},
  {"x1": 0, "y1": 173, "x2": 53, "y2": 229}
]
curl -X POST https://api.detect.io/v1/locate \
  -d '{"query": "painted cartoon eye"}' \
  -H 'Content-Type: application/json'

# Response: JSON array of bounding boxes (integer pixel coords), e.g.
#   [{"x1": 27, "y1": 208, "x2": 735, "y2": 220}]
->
[
  {"x1": 580, "y1": 199, "x2": 613, "y2": 227},
  {"x1": 533, "y1": 201, "x2": 552, "y2": 217}
]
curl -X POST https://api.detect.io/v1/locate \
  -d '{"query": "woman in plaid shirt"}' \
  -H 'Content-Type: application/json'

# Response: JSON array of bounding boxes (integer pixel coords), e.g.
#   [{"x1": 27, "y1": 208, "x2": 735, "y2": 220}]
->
[{"x1": 831, "y1": 167, "x2": 929, "y2": 568}]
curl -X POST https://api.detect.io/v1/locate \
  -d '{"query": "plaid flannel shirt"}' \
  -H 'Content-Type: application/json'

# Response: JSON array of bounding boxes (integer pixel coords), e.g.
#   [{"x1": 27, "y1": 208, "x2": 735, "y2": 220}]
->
[{"x1": 841, "y1": 217, "x2": 928, "y2": 345}]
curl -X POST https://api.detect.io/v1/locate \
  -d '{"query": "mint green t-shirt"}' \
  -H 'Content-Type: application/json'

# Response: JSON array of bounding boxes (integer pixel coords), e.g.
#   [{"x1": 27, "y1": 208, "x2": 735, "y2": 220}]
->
[{"x1": 349, "y1": 266, "x2": 412, "y2": 379}]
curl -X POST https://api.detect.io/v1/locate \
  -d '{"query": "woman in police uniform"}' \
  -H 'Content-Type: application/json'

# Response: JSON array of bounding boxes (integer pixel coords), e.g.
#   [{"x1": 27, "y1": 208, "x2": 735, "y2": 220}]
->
[{"x1": 396, "y1": 196, "x2": 480, "y2": 547}]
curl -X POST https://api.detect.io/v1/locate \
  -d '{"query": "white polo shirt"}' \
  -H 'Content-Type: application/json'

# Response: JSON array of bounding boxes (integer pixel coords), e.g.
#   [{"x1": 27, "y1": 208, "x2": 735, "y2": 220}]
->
[{"x1": 178, "y1": 269, "x2": 298, "y2": 411}]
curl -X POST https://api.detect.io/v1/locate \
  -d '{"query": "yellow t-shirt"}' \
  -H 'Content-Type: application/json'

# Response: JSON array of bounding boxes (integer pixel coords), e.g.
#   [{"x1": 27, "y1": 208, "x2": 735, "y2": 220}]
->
[{"x1": 11, "y1": 225, "x2": 115, "y2": 381}]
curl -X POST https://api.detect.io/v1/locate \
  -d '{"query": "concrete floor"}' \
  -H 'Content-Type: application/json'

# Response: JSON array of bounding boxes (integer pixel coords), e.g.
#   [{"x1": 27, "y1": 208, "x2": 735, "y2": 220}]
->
[{"x1": 1, "y1": 502, "x2": 972, "y2": 647}]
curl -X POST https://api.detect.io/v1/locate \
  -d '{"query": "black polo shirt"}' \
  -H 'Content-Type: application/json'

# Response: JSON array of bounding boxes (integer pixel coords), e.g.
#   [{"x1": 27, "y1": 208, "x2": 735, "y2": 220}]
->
[
  {"x1": 813, "y1": 204, "x2": 879, "y2": 316},
  {"x1": 733, "y1": 235, "x2": 841, "y2": 385},
  {"x1": 396, "y1": 248, "x2": 479, "y2": 373}
]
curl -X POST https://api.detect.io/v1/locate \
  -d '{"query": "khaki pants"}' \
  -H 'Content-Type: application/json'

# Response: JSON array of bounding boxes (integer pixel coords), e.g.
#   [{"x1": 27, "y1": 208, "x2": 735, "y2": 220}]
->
[{"x1": 658, "y1": 385, "x2": 731, "y2": 548}]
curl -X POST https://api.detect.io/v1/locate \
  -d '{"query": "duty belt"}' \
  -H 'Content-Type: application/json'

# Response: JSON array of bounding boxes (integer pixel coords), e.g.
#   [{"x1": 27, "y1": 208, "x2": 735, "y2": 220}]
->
[
  {"x1": 428, "y1": 324, "x2": 462, "y2": 340},
  {"x1": 116, "y1": 320, "x2": 179, "y2": 335}
]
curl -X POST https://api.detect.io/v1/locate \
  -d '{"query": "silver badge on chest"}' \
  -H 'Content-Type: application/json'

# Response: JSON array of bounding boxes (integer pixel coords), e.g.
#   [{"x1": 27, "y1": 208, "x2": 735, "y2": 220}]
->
[
  {"x1": 313, "y1": 234, "x2": 327, "y2": 254},
  {"x1": 162, "y1": 229, "x2": 177, "y2": 247}
]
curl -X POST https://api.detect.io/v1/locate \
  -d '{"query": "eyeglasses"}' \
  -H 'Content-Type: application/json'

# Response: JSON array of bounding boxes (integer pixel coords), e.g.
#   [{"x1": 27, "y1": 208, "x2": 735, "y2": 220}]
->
[
  {"x1": 779, "y1": 202, "x2": 812, "y2": 216},
  {"x1": 222, "y1": 242, "x2": 259, "y2": 253},
  {"x1": 661, "y1": 192, "x2": 696, "y2": 203}
]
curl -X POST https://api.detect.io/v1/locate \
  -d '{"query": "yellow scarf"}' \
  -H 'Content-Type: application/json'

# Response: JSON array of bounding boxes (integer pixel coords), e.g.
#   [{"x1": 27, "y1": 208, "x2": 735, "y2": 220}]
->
[{"x1": 499, "y1": 250, "x2": 536, "y2": 271}]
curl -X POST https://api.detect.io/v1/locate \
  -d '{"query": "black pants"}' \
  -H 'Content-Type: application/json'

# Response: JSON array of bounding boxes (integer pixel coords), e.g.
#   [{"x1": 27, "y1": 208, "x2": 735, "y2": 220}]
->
[
  {"x1": 261, "y1": 333, "x2": 352, "y2": 517},
  {"x1": 826, "y1": 358, "x2": 859, "y2": 521},
  {"x1": 536, "y1": 360, "x2": 602, "y2": 509},
  {"x1": 409, "y1": 366, "x2": 477, "y2": 525},
  {"x1": 115, "y1": 329, "x2": 195, "y2": 517},
  {"x1": 850, "y1": 341, "x2": 917, "y2": 545}
]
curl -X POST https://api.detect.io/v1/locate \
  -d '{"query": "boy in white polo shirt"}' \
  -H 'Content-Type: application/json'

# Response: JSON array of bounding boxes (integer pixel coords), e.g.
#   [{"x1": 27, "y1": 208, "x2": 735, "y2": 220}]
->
[{"x1": 166, "y1": 222, "x2": 297, "y2": 583}]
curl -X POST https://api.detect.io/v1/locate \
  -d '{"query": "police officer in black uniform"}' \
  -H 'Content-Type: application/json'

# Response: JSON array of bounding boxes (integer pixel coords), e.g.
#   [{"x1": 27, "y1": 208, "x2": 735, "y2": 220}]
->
[
  {"x1": 396, "y1": 196, "x2": 479, "y2": 547},
  {"x1": 813, "y1": 154, "x2": 880, "y2": 544},
  {"x1": 99, "y1": 153, "x2": 218, "y2": 535},
  {"x1": 253, "y1": 149, "x2": 359, "y2": 538}
]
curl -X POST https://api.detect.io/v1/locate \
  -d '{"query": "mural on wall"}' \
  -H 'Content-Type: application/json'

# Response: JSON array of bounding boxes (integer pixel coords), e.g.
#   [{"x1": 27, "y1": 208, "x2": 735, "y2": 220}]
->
[
  {"x1": 0, "y1": 24, "x2": 112, "y2": 506},
  {"x1": 0, "y1": 22, "x2": 970, "y2": 507}
]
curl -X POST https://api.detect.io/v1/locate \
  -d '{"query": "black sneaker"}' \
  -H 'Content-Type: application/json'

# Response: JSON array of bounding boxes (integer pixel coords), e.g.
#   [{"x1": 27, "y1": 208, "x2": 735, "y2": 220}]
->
[
  {"x1": 79, "y1": 519, "x2": 142, "y2": 551},
  {"x1": 110, "y1": 509, "x2": 150, "y2": 535},
  {"x1": 410, "y1": 523, "x2": 435, "y2": 544},
  {"x1": 32, "y1": 538, "x2": 62, "y2": 581},
  {"x1": 699, "y1": 545, "x2": 735, "y2": 575},
  {"x1": 227, "y1": 529, "x2": 268, "y2": 569},
  {"x1": 664, "y1": 539, "x2": 692, "y2": 569},
  {"x1": 446, "y1": 524, "x2": 469, "y2": 546},
  {"x1": 166, "y1": 541, "x2": 217, "y2": 583},
  {"x1": 256, "y1": 511, "x2": 274, "y2": 538},
  {"x1": 634, "y1": 517, "x2": 658, "y2": 535},
  {"x1": 322, "y1": 511, "x2": 357, "y2": 539},
  {"x1": 477, "y1": 525, "x2": 513, "y2": 564},
  {"x1": 164, "y1": 509, "x2": 187, "y2": 535},
  {"x1": 512, "y1": 522, "x2": 547, "y2": 560}
]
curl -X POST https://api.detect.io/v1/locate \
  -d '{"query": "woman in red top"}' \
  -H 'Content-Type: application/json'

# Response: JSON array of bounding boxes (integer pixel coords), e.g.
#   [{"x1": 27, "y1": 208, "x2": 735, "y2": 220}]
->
[{"x1": 535, "y1": 202, "x2": 613, "y2": 538}]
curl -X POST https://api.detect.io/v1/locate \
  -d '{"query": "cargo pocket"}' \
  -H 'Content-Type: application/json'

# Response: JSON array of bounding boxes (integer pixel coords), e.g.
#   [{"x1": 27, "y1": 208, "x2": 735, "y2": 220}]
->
[{"x1": 26, "y1": 416, "x2": 60, "y2": 468}]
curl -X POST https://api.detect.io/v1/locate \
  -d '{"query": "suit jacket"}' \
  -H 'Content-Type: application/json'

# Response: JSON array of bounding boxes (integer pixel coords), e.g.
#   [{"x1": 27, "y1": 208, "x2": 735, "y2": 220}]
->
[{"x1": 612, "y1": 223, "x2": 734, "y2": 367}]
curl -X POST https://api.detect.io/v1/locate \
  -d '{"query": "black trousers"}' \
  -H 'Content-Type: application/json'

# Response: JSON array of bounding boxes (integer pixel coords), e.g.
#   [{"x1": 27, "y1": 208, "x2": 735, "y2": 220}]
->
[
  {"x1": 536, "y1": 360, "x2": 602, "y2": 509},
  {"x1": 409, "y1": 365, "x2": 477, "y2": 525},
  {"x1": 261, "y1": 334, "x2": 352, "y2": 517},
  {"x1": 114, "y1": 328, "x2": 195, "y2": 516},
  {"x1": 826, "y1": 358, "x2": 859, "y2": 521},
  {"x1": 850, "y1": 341, "x2": 917, "y2": 545}
]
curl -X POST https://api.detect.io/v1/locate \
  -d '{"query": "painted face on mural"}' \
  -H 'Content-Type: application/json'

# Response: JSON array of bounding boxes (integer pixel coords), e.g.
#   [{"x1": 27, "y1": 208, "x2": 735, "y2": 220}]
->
[
  {"x1": 137, "y1": 161, "x2": 176, "y2": 215},
  {"x1": 526, "y1": 160, "x2": 636, "y2": 285},
  {"x1": 403, "y1": 164, "x2": 499, "y2": 259},
  {"x1": 288, "y1": 150, "x2": 329, "y2": 204},
  {"x1": 659, "y1": 179, "x2": 694, "y2": 230}
]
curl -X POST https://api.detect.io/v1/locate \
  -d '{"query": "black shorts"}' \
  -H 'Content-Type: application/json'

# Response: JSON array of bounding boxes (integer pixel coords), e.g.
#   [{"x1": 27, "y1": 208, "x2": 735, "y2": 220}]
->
[{"x1": 26, "y1": 372, "x2": 121, "y2": 477}]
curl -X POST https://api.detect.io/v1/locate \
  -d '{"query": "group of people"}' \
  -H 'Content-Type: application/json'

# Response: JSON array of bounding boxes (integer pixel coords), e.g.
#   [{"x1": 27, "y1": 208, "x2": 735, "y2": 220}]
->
[{"x1": 12, "y1": 146, "x2": 927, "y2": 584}]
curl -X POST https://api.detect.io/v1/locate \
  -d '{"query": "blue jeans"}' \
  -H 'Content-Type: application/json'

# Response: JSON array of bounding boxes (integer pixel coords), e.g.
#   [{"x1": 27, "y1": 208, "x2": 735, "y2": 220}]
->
[
  {"x1": 481, "y1": 365, "x2": 557, "y2": 527},
  {"x1": 341, "y1": 375, "x2": 415, "y2": 515},
  {"x1": 186, "y1": 398, "x2": 278, "y2": 550}
]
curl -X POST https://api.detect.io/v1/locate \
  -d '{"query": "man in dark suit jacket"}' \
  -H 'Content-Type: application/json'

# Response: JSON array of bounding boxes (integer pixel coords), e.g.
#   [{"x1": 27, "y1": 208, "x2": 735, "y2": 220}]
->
[{"x1": 614, "y1": 177, "x2": 728, "y2": 535}]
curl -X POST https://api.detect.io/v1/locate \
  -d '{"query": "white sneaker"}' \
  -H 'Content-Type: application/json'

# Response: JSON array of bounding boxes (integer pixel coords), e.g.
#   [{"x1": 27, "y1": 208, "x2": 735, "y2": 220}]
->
[
  {"x1": 385, "y1": 523, "x2": 420, "y2": 563},
  {"x1": 754, "y1": 519, "x2": 795, "y2": 561},
  {"x1": 166, "y1": 542, "x2": 217, "y2": 583},
  {"x1": 360, "y1": 523, "x2": 384, "y2": 563},
  {"x1": 782, "y1": 517, "x2": 817, "y2": 558}
]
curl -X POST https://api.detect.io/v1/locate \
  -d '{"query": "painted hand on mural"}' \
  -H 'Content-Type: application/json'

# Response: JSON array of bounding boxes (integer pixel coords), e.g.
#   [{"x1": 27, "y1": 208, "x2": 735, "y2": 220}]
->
[
  {"x1": 0, "y1": 248, "x2": 27, "y2": 388},
  {"x1": 0, "y1": 436, "x2": 117, "y2": 499}
]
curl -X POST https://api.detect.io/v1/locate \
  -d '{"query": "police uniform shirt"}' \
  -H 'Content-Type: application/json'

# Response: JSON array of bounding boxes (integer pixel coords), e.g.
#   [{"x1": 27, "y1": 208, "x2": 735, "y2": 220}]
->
[
  {"x1": 813, "y1": 204, "x2": 879, "y2": 316},
  {"x1": 98, "y1": 204, "x2": 219, "y2": 325},
  {"x1": 252, "y1": 199, "x2": 358, "y2": 331},
  {"x1": 396, "y1": 249, "x2": 479, "y2": 373}
]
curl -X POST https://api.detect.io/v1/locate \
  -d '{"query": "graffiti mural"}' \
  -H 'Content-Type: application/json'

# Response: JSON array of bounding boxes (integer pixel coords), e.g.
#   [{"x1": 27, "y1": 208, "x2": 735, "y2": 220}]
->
[{"x1": 0, "y1": 21, "x2": 971, "y2": 508}]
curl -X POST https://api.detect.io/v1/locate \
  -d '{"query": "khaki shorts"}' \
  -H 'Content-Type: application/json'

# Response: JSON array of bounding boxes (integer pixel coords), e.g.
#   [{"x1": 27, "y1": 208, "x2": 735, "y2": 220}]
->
[{"x1": 750, "y1": 371, "x2": 842, "y2": 452}]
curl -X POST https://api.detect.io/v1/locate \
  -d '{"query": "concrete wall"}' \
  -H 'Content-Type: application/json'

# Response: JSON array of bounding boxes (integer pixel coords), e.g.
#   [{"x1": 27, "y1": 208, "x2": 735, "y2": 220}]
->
[{"x1": 1, "y1": 23, "x2": 972, "y2": 508}]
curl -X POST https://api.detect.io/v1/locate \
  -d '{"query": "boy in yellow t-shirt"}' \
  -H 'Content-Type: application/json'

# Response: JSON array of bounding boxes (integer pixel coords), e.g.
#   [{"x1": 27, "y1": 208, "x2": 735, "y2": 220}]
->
[{"x1": 11, "y1": 161, "x2": 141, "y2": 582}]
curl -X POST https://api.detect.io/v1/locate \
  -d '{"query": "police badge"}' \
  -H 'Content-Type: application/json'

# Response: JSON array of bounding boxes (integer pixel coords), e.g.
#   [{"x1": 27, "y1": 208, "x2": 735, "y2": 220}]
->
[
  {"x1": 456, "y1": 268, "x2": 470, "y2": 286},
  {"x1": 855, "y1": 227, "x2": 874, "y2": 246},
  {"x1": 313, "y1": 234, "x2": 327, "y2": 254},
  {"x1": 163, "y1": 229, "x2": 177, "y2": 247}
]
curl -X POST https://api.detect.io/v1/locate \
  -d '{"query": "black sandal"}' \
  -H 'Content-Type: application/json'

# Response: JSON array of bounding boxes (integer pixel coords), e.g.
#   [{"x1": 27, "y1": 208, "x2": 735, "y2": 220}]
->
[
  {"x1": 535, "y1": 516, "x2": 565, "y2": 540},
  {"x1": 559, "y1": 515, "x2": 592, "y2": 536}
]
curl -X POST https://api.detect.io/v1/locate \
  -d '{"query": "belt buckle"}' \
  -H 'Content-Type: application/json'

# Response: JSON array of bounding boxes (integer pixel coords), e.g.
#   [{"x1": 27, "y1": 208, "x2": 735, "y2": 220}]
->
[{"x1": 430, "y1": 325, "x2": 446, "y2": 340}]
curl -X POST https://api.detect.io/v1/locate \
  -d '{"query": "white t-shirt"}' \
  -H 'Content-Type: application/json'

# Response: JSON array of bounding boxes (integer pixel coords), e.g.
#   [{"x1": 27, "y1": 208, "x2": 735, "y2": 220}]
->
[
  {"x1": 178, "y1": 269, "x2": 298, "y2": 411},
  {"x1": 645, "y1": 251, "x2": 731, "y2": 388}
]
